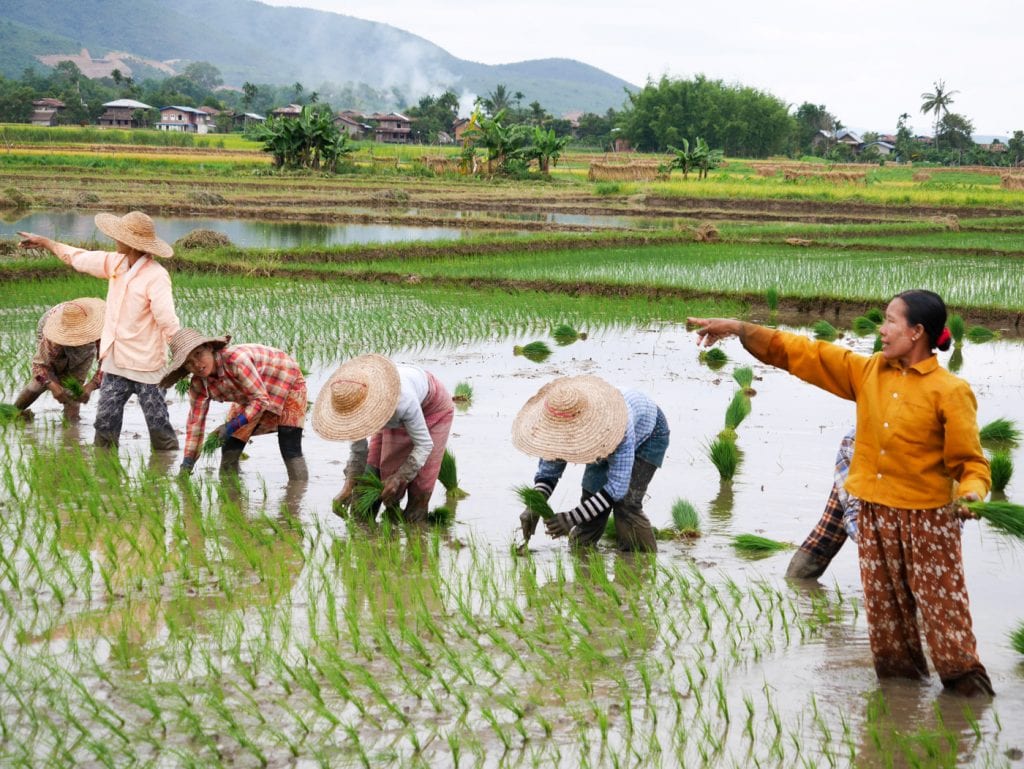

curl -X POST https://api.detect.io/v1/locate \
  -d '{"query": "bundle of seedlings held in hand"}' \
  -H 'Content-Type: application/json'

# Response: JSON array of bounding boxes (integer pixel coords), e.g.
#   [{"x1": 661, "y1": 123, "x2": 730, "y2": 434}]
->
[
  {"x1": 515, "y1": 485, "x2": 554, "y2": 519},
  {"x1": 963, "y1": 501, "x2": 1024, "y2": 541},
  {"x1": 552, "y1": 323, "x2": 587, "y2": 347},
  {"x1": 513, "y1": 341, "x2": 552, "y2": 363},
  {"x1": 0, "y1": 403, "x2": 22, "y2": 424},
  {"x1": 201, "y1": 430, "x2": 223, "y2": 456},
  {"x1": 352, "y1": 471, "x2": 385, "y2": 517},
  {"x1": 438, "y1": 449, "x2": 469, "y2": 500},
  {"x1": 60, "y1": 376, "x2": 85, "y2": 399}
]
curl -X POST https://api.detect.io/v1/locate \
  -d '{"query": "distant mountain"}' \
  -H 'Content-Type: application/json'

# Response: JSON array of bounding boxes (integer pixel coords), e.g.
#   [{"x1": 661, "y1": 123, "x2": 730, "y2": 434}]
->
[{"x1": 0, "y1": 0, "x2": 636, "y2": 115}]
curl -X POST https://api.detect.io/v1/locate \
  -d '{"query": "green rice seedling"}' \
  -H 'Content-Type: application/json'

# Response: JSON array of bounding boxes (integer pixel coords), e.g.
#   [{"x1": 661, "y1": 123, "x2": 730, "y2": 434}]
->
[
  {"x1": 707, "y1": 436, "x2": 741, "y2": 481},
  {"x1": 732, "y1": 533, "x2": 793, "y2": 553},
  {"x1": 59, "y1": 376, "x2": 84, "y2": 399},
  {"x1": 175, "y1": 376, "x2": 191, "y2": 397},
  {"x1": 812, "y1": 320, "x2": 839, "y2": 341},
  {"x1": 765, "y1": 287, "x2": 778, "y2": 313},
  {"x1": 515, "y1": 485, "x2": 554, "y2": 519},
  {"x1": 452, "y1": 381, "x2": 473, "y2": 405},
  {"x1": 0, "y1": 404, "x2": 22, "y2": 423},
  {"x1": 873, "y1": 334, "x2": 883, "y2": 353},
  {"x1": 964, "y1": 500, "x2": 1024, "y2": 540},
  {"x1": 947, "y1": 348, "x2": 963, "y2": 373},
  {"x1": 980, "y1": 418, "x2": 1021, "y2": 450},
  {"x1": 201, "y1": 431, "x2": 222, "y2": 455},
  {"x1": 865, "y1": 308, "x2": 884, "y2": 324},
  {"x1": 670, "y1": 499, "x2": 701, "y2": 537},
  {"x1": 732, "y1": 366, "x2": 756, "y2": 395},
  {"x1": 552, "y1": 324, "x2": 588, "y2": 347},
  {"x1": 851, "y1": 316, "x2": 877, "y2": 336},
  {"x1": 948, "y1": 314, "x2": 965, "y2": 348},
  {"x1": 513, "y1": 341, "x2": 552, "y2": 363},
  {"x1": 966, "y1": 325, "x2": 998, "y2": 343},
  {"x1": 698, "y1": 347, "x2": 728, "y2": 370},
  {"x1": 1011, "y1": 622, "x2": 1024, "y2": 655},
  {"x1": 352, "y1": 471, "x2": 385, "y2": 517},
  {"x1": 438, "y1": 449, "x2": 469, "y2": 499},
  {"x1": 989, "y1": 451, "x2": 1013, "y2": 493},
  {"x1": 723, "y1": 391, "x2": 751, "y2": 433}
]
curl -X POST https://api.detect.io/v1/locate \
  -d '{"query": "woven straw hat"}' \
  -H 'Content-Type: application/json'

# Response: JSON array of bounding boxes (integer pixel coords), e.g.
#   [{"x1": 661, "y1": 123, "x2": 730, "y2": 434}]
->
[
  {"x1": 312, "y1": 354, "x2": 401, "y2": 441},
  {"x1": 158, "y1": 328, "x2": 230, "y2": 389},
  {"x1": 94, "y1": 211, "x2": 173, "y2": 259},
  {"x1": 42, "y1": 298, "x2": 105, "y2": 346},
  {"x1": 512, "y1": 375, "x2": 628, "y2": 463}
]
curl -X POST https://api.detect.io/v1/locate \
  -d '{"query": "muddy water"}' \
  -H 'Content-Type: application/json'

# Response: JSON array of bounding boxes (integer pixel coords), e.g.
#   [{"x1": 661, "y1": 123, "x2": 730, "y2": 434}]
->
[
  {"x1": 18, "y1": 324, "x2": 1024, "y2": 761},
  {"x1": 0, "y1": 210, "x2": 476, "y2": 247}
]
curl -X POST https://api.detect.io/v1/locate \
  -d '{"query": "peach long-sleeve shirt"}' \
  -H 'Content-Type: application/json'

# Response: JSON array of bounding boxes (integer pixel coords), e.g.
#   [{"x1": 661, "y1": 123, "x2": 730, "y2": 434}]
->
[
  {"x1": 53, "y1": 244, "x2": 179, "y2": 373},
  {"x1": 740, "y1": 325, "x2": 990, "y2": 508}
]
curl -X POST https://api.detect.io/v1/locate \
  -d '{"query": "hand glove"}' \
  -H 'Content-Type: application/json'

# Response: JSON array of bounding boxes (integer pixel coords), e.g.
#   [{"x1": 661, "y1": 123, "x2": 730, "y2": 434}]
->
[
  {"x1": 178, "y1": 456, "x2": 196, "y2": 478},
  {"x1": 520, "y1": 507, "x2": 540, "y2": 539},
  {"x1": 380, "y1": 475, "x2": 403, "y2": 506},
  {"x1": 544, "y1": 512, "x2": 573, "y2": 539}
]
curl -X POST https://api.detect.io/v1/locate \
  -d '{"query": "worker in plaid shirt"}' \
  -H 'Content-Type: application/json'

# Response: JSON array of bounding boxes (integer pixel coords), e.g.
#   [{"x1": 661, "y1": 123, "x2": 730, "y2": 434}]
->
[
  {"x1": 786, "y1": 428, "x2": 859, "y2": 579},
  {"x1": 160, "y1": 328, "x2": 309, "y2": 481}
]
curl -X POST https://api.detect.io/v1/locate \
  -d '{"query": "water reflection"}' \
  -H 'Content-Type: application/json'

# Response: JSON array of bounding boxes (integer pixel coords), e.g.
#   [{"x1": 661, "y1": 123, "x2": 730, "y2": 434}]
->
[{"x1": 0, "y1": 210, "x2": 474, "y2": 248}]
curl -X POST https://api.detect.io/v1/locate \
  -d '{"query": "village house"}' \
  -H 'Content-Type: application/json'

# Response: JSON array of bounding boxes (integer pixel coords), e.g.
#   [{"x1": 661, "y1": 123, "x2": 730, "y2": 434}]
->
[
  {"x1": 334, "y1": 111, "x2": 371, "y2": 139},
  {"x1": 452, "y1": 117, "x2": 471, "y2": 143},
  {"x1": 368, "y1": 112, "x2": 411, "y2": 143},
  {"x1": 271, "y1": 104, "x2": 303, "y2": 119},
  {"x1": 811, "y1": 128, "x2": 863, "y2": 153},
  {"x1": 155, "y1": 106, "x2": 212, "y2": 134},
  {"x1": 861, "y1": 140, "x2": 896, "y2": 157},
  {"x1": 30, "y1": 98, "x2": 65, "y2": 127},
  {"x1": 97, "y1": 98, "x2": 154, "y2": 128},
  {"x1": 232, "y1": 112, "x2": 265, "y2": 131}
]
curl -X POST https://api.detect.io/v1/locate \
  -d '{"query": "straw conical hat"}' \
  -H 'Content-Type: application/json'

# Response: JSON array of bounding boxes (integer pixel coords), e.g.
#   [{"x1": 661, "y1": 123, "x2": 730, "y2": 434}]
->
[
  {"x1": 42, "y1": 298, "x2": 105, "y2": 346},
  {"x1": 94, "y1": 211, "x2": 173, "y2": 259},
  {"x1": 158, "y1": 328, "x2": 230, "y2": 389},
  {"x1": 312, "y1": 354, "x2": 401, "y2": 441},
  {"x1": 512, "y1": 375, "x2": 628, "y2": 463}
]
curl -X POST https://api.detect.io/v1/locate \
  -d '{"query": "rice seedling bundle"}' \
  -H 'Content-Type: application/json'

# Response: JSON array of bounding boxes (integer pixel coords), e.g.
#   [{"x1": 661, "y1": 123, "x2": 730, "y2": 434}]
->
[
  {"x1": 966, "y1": 325, "x2": 998, "y2": 344},
  {"x1": 732, "y1": 533, "x2": 793, "y2": 553},
  {"x1": 980, "y1": 418, "x2": 1021, "y2": 447},
  {"x1": 552, "y1": 324, "x2": 587, "y2": 346},
  {"x1": 670, "y1": 499, "x2": 701, "y2": 536},
  {"x1": 724, "y1": 391, "x2": 752, "y2": 431},
  {"x1": 865, "y1": 308, "x2": 884, "y2": 324},
  {"x1": 812, "y1": 320, "x2": 839, "y2": 342},
  {"x1": 175, "y1": 376, "x2": 192, "y2": 397},
  {"x1": 438, "y1": 449, "x2": 469, "y2": 499},
  {"x1": 452, "y1": 381, "x2": 473, "y2": 404},
  {"x1": 948, "y1": 314, "x2": 965, "y2": 348},
  {"x1": 201, "y1": 431, "x2": 222, "y2": 455},
  {"x1": 513, "y1": 341, "x2": 552, "y2": 363},
  {"x1": 873, "y1": 335, "x2": 883, "y2": 354},
  {"x1": 699, "y1": 347, "x2": 728, "y2": 370},
  {"x1": 947, "y1": 348, "x2": 963, "y2": 373},
  {"x1": 0, "y1": 403, "x2": 22, "y2": 423},
  {"x1": 427, "y1": 506, "x2": 454, "y2": 526},
  {"x1": 707, "y1": 436, "x2": 741, "y2": 481},
  {"x1": 60, "y1": 376, "x2": 84, "y2": 399},
  {"x1": 964, "y1": 501, "x2": 1024, "y2": 540},
  {"x1": 352, "y1": 472, "x2": 385, "y2": 517},
  {"x1": 988, "y1": 451, "x2": 1013, "y2": 494},
  {"x1": 765, "y1": 287, "x2": 779, "y2": 312},
  {"x1": 1012, "y1": 622, "x2": 1024, "y2": 655},
  {"x1": 514, "y1": 485, "x2": 554, "y2": 519},
  {"x1": 851, "y1": 316, "x2": 878, "y2": 336},
  {"x1": 732, "y1": 366, "x2": 754, "y2": 392}
]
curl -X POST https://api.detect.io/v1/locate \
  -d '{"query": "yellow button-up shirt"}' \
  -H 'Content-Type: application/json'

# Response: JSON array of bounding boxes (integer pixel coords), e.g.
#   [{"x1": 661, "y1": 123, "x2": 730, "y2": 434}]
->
[{"x1": 741, "y1": 325, "x2": 989, "y2": 508}]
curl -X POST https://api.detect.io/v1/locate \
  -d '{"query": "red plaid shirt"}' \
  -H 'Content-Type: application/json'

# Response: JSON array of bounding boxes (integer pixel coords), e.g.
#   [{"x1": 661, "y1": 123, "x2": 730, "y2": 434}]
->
[{"x1": 184, "y1": 344, "x2": 304, "y2": 459}]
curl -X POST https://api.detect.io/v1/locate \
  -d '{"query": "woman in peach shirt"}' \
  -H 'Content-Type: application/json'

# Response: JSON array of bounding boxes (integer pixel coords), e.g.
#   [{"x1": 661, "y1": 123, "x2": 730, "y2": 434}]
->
[
  {"x1": 690, "y1": 289, "x2": 992, "y2": 697},
  {"x1": 19, "y1": 211, "x2": 180, "y2": 450}
]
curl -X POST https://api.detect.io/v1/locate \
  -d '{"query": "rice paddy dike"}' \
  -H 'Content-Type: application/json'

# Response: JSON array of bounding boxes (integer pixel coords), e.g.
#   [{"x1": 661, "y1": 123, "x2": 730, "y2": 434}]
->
[{"x1": 1, "y1": 141, "x2": 1023, "y2": 767}]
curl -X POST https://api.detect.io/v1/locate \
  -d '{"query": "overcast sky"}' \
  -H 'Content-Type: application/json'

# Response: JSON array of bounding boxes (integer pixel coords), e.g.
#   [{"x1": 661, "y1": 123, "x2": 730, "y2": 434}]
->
[{"x1": 263, "y1": 0, "x2": 1020, "y2": 137}]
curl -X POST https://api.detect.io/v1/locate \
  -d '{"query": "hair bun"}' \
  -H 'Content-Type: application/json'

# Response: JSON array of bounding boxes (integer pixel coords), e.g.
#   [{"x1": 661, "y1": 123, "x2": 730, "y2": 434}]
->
[{"x1": 937, "y1": 327, "x2": 952, "y2": 352}]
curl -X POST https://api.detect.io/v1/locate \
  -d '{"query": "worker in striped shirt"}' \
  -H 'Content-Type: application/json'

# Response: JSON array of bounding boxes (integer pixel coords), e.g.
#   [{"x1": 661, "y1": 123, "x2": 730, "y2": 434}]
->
[
  {"x1": 513, "y1": 375, "x2": 669, "y2": 552},
  {"x1": 160, "y1": 328, "x2": 309, "y2": 481}
]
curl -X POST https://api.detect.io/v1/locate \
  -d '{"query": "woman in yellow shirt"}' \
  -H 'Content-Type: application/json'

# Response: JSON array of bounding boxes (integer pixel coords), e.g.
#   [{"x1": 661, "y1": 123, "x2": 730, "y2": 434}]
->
[{"x1": 689, "y1": 289, "x2": 993, "y2": 697}]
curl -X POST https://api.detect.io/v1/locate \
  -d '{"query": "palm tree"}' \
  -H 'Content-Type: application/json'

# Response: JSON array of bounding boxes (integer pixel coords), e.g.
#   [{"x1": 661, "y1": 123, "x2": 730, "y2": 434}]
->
[
  {"x1": 921, "y1": 80, "x2": 959, "y2": 151},
  {"x1": 483, "y1": 84, "x2": 511, "y2": 115}
]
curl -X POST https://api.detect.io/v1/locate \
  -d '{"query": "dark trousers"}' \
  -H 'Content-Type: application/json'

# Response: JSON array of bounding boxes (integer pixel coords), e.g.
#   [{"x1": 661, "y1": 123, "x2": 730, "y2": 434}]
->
[
  {"x1": 93, "y1": 372, "x2": 178, "y2": 450},
  {"x1": 571, "y1": 459, "x2": 659, "y2": 553}
]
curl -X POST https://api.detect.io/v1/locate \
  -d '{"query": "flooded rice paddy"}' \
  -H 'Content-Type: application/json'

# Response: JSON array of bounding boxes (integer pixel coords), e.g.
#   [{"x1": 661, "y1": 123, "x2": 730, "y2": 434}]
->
[{"x1": 2, "y1": 311, "x2": 1022, "y2": 768}]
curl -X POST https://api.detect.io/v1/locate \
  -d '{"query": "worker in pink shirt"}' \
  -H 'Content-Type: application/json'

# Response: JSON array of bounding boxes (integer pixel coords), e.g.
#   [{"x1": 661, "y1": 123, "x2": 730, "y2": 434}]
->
[{"x1": 19, "y1": 211, "x2": 180, "y2": 450}]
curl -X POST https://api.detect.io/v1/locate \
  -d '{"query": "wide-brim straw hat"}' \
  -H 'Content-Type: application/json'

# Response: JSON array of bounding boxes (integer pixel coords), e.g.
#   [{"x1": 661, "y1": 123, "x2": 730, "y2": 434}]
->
[
  {"x1": 42, "y1": 297, "x2": 106, "y2": 346},
  {"x1": 512, "y1": 375, "x2": 628, "y2": 463},
  {"x1": 158, "y1": 328, "x2": 230, "y2": 389},
  {"x1": 312, "y1": 354, "x2": 401, "y2": 441},
  {"x1": 94, "y1": 211, "x2": 173, "y2": 259}
]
